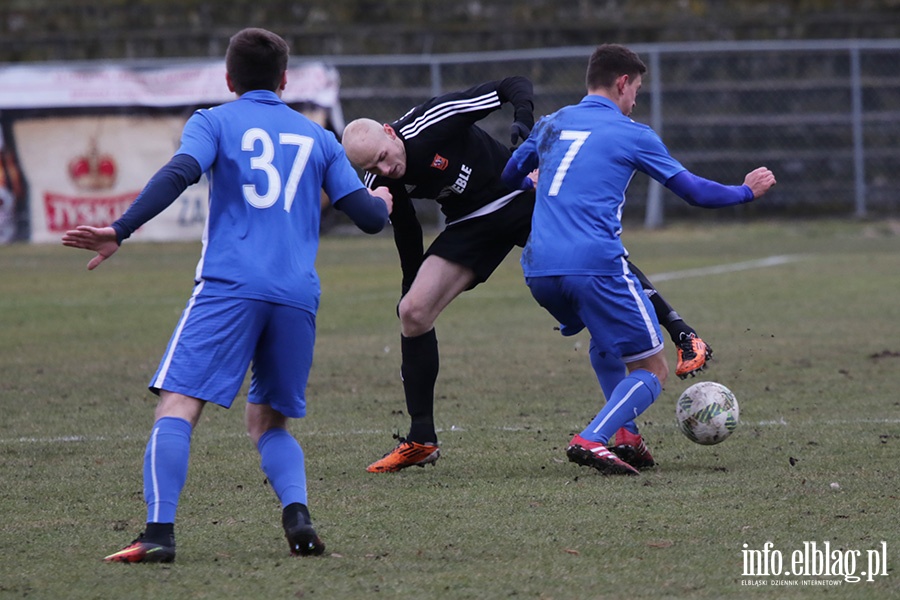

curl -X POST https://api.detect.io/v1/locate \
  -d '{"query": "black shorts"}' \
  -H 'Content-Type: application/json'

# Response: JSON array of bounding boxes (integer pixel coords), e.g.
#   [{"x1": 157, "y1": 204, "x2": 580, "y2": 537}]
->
[{"x1": 425, "y1": 191, "x2": 535, "y2": 287}]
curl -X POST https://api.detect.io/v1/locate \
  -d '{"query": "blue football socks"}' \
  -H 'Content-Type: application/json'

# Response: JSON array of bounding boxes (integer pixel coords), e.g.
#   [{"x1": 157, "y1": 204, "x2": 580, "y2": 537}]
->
[
  {"x1": 580, "y1": 369, "x2": 662, "y2": 444},
  {"x1": 588, "y1": 338, "x2": 626, "y2": 399},
  {"x1": 588, "y1": 339, "x2": 640, "y2": 435},
  {"x1": 143, "y1": 416, "x2": 193, "y2": 524},
  {"x1": 257, "y1": 428, "x2": 308, "y2": 508}
]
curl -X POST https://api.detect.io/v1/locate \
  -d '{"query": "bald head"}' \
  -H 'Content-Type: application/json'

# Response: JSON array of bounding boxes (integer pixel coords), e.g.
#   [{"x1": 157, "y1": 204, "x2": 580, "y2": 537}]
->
[{"x1": 342, "y1": 118, "x2": 407, "y2": 179}]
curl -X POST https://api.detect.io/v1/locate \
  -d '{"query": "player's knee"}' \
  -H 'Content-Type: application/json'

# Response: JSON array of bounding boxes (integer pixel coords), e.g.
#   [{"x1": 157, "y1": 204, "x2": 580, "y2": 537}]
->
[
  {"x1": 629, "y1": 351, "x2": 669, "y2": 387},
  {"x1": 245, "y1": 404, "x2": 288, "y2": 445},
  {"x1": 398, "y1": 296, "x2": 435, "y2": 337},
  {"x1": 156, "y1": 390, "x2": 204, "y2": 426},
  {"x1": 652, "y1": 356, "x2": 670, "y2": 386},
  {"x1": 657, "y1": 362, "x2": 670, "y2": 387}
]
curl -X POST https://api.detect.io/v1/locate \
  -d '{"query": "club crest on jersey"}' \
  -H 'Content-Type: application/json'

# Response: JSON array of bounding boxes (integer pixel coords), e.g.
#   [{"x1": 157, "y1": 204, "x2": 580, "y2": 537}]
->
[{"x1": 431, "y1": 154, "x2": 449, "y2": 171}]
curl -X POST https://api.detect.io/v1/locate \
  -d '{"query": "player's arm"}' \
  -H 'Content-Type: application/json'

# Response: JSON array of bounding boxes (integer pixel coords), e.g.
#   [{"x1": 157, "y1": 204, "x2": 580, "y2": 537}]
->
[
  {"x1": 501, "y1": 157, "x2": 536, "y2": 191},
  {"x1": 456, "y1": 77, "x2": 534, "y2": 145},
  {"x1": 495, "y1": 76, "x2": 535, "y2": 145},
  {"x1": 501, "y1": 133, "x2": 540, "y2": 191},
  {"x1": 388, "y1": 184, "x2": 424, "y2": 294},
  {"x1": 362, "y1": 168, "x2": 421, "y2": 294},
  {"x1": 61, "y1": 154, "x2": 202, "y2": 269},
  {"x1": 665, "y1": 167, "x2": 775, "y2": 208},
  {"x1": 333, "y1": 187, "x2": 391, "y2": 234},
  {"x1": 112, "y1": 154, "x2": 202, "y2": 241},
  {"x1": 106, "y1": 110, "x2": 209, "y2": 243},
  {"x1": 410, "y1": 78, "x2": 534, "y2": 144},
  {"x1": 636, "y1": 128, "x2": 775, "y2": 207}
]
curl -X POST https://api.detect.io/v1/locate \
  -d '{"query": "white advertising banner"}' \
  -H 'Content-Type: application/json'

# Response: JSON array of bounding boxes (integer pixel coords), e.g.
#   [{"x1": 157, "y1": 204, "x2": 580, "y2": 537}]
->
[
  {"x1": 15, "y1": 114, "x2": 207, "y2": 243},
  {"x1": 0, "y1": 60, "x2": 341, "y2": 244},
  {"x1": 0, "y1": 60, "x2": 341, "y2": 113}
]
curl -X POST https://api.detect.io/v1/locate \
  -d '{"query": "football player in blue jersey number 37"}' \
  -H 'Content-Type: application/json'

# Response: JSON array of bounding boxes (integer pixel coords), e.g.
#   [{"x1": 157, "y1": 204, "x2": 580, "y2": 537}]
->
[
  {"x1": 63, "y1": 28, "x2": 393, "y2": 561},
  {"x1": 502, "y1": 43, "x2": 775, "y2": 476}
]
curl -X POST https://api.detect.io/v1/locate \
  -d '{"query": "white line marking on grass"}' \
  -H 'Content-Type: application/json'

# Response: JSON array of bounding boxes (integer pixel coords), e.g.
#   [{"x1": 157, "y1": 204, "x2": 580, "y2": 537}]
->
[
  {"x1": 649, "y1": 254, "x2": 806, "y2": 282},
  {"x1": 454, "y1": 255, "x2": 807, "y2": 301},
  {"x1": 823, "y1": 418, "x2": 900, "y2": 425},
  {"x1": 6, "y1": 417, "x2": 900, "y2": 446},
  {"x1": 5, "y1": 435, "x2": 106, "y2": 443}
]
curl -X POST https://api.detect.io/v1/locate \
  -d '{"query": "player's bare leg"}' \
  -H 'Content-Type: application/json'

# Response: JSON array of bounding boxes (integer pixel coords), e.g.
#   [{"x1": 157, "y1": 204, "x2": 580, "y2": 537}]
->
[
  {"x1": 367, "y1": 256, "x2": 475, "y2": 473},
  {"x1": 398, "y1": 255, "x2": 476, "y2": 338}
]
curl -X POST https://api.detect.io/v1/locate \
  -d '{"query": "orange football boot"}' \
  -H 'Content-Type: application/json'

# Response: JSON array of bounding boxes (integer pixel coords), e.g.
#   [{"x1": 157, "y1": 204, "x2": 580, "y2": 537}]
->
[
  {"x1": 676, "y1": 333, "x2": 713, "y2": 379},
  {"x1": 366, "y1": 437, "x2": 440, "y2": 473}
]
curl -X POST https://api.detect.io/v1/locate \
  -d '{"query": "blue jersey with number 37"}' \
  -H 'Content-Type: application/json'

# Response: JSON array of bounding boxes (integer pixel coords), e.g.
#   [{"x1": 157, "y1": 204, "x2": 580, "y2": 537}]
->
[
  {"x1": 510, "y1": 95, "x2": 686, "y2": 277},
  {"x1": 176, "y1": 90, "x2": 364, "y2": 313}
]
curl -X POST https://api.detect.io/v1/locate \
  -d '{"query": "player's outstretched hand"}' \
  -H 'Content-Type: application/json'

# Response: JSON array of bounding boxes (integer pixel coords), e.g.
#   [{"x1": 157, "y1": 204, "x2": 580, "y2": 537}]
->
[
  {"x1": 371, "y1": 186, "x2": 393, "y2": 215},
  {"x1": 61, "y1": 225, "x2": 119, "y2": 270},
  {"x1": 744, "y1": 167, "x2": 776, "y2": 198},
  {"x1": 509, "y1": 121, "x2": 531, "y2": 146}
]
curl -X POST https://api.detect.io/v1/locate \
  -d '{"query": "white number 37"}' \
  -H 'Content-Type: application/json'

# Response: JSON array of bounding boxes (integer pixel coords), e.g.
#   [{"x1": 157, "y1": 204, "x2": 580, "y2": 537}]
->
[{"x1": 242, "y1": 127, "x2": 314, "y2": 212}]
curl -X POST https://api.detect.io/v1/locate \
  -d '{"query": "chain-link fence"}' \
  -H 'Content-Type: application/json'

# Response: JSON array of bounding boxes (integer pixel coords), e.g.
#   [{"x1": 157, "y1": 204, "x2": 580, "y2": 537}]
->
[
  {"x1": 2, "y1": 39, "x2": 896, "y2": 239},
  {"x1": 328, "y1": 39, "x2": 900, "y2": 226}
]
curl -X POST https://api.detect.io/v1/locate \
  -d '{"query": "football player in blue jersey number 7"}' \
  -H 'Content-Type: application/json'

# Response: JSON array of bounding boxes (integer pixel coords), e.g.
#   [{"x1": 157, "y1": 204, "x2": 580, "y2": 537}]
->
[
  {"x1": 342, "y1": 78, "x2": 717, "y2": 475},
  {"x1": 502, "y1": 43, "x2": 775, "y2": 475},
  {"x1": 62, "y1": 28, "x2": 392, "y2": 561}
]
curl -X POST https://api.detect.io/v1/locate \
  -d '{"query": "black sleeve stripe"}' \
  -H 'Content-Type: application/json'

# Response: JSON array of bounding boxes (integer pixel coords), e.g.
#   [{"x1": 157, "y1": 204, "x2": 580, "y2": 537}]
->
[{"x1": 400, "y1": 92, "x2": 501, "y2": 140}]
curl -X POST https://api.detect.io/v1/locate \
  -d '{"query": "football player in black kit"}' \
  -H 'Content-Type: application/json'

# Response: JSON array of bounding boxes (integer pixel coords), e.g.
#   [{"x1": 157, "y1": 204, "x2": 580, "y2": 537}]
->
[{"x1": 341, "y1": 77, "x2": 711, "y2": 473}]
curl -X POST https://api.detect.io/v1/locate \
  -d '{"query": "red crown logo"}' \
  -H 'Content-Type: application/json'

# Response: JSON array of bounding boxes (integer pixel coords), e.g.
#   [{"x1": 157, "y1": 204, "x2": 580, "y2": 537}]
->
[{"x1": 68, "y1": 139, "x2": 116, "y2": 191}]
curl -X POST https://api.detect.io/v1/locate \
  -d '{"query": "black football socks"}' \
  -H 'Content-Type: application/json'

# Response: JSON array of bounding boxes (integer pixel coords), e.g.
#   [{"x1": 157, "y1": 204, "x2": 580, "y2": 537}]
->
[{"x1": 401, "y1": 329, "x2": 439, "y2": 444}]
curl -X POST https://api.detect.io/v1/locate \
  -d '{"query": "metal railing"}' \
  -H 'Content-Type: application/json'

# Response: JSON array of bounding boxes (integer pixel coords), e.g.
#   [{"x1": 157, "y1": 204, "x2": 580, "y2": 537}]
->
[
  {"x1": 321, "y1": 39, "x2": 900, "y2": 225},
  {"x1": 2, "y1": 39, "x2": 897, "y2": 234}
]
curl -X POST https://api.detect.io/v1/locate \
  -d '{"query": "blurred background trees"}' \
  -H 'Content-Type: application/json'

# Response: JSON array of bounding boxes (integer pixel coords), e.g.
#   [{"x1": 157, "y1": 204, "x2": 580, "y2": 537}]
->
[{"x1": 2, "y1": 0, "x2": 899, "y2": 63}]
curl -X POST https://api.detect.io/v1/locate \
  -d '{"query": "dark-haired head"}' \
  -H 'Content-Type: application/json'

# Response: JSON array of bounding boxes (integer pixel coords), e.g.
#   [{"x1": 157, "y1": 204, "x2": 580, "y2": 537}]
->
[
  {"x1": 586, "y1": 44, "x2": 647, "y2": 91},
  {"x1": 226, "y1": 28, "x2": 289, "y2": 95}
]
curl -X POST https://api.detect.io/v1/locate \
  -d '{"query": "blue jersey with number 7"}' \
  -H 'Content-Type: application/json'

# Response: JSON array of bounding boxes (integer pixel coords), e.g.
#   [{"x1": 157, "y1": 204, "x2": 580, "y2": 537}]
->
[
  {"x1": 510, "y1": 94, "x2": 685, "y2": 277},
  {"x1": 176, "y1": 90, "x2": 364, "y2": 313}
]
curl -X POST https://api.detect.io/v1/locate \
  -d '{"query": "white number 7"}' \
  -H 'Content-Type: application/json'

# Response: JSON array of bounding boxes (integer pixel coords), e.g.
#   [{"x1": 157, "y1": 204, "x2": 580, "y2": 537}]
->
[
  {"x1": 548, "y1": 130, "x2": 590, "y2": 197},
  {"x1": 279, "y1": 133, "x2": 314, "y2": 213}
]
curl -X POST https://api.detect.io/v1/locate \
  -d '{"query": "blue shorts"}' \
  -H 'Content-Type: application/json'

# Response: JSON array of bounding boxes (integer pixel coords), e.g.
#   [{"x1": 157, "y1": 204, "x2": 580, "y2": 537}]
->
[
  {"x1": 526, "y1": 273, "x2": 664, "y2": 362},
  {"x1": 150, "y1": 292, "x2": 315, "y2": 418}
]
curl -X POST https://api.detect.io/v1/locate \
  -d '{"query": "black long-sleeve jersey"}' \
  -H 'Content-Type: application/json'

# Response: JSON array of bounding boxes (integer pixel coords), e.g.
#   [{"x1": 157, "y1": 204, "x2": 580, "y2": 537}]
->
[{"x1": 362, "y1": 77, "x2": 534, "y2": 289}]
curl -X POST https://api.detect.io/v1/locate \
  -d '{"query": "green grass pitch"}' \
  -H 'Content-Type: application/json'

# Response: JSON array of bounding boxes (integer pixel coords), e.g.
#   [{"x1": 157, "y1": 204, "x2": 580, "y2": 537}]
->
[{"x1": 1, "y1": 219, "x2": 899, "y2": 599}]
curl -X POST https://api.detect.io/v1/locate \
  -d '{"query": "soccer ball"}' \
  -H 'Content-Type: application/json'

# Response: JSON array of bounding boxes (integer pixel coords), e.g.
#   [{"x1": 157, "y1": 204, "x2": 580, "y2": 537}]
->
[{"x1": 676, "y1": 381, "x2": 739, "y2": 445}]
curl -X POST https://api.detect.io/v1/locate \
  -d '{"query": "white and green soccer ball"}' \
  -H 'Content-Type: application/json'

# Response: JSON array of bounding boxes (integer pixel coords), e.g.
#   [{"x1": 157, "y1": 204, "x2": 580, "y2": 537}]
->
[{"x1": 676, "y1": 381, "x2": 740, "y2": 445}]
